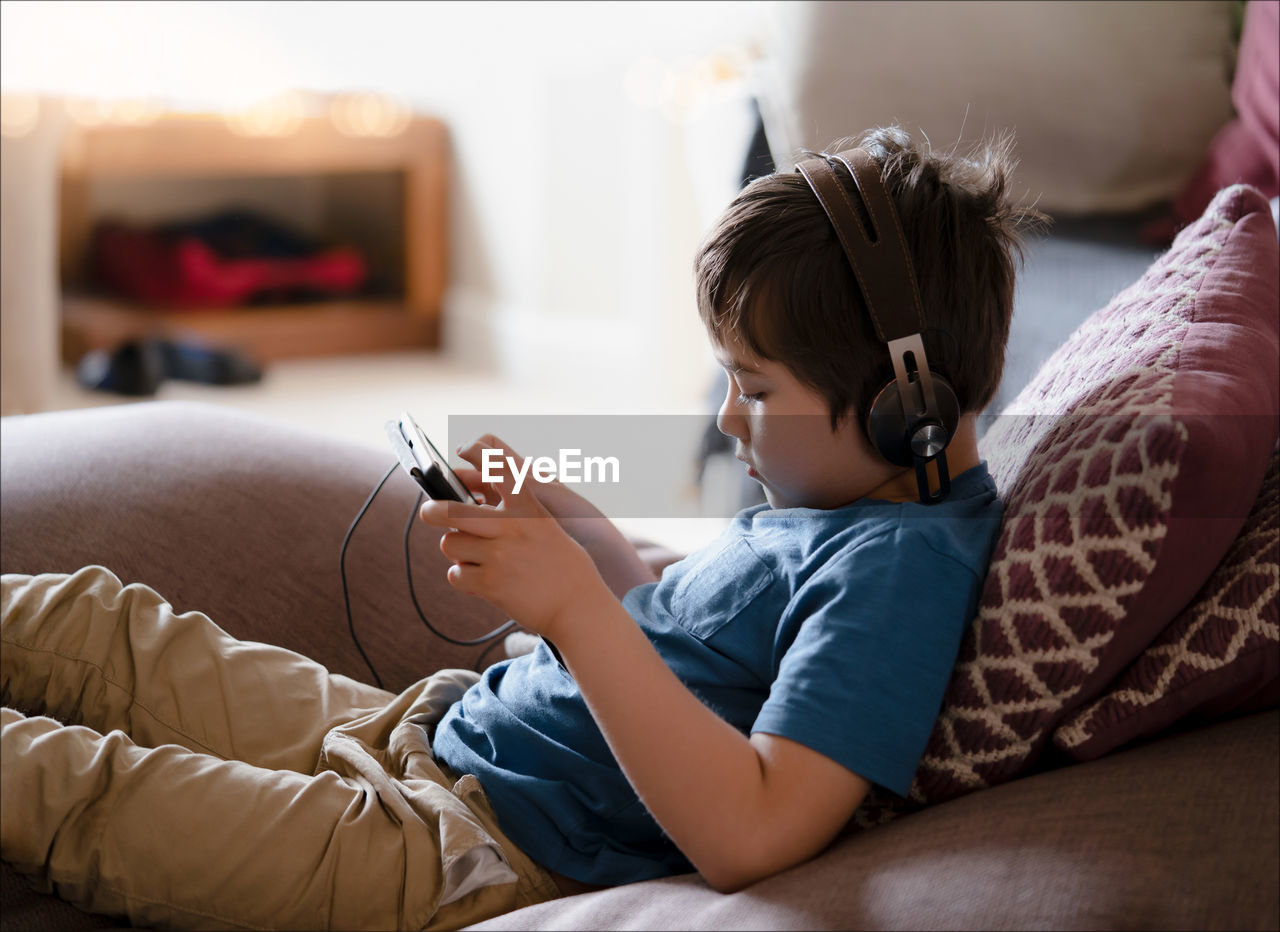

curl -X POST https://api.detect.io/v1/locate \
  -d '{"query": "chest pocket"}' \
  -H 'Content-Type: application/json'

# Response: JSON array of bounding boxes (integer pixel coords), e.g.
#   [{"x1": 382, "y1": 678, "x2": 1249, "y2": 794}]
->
[{"x1": 670, "y1": 536, "x2": 775, "y2": 640}]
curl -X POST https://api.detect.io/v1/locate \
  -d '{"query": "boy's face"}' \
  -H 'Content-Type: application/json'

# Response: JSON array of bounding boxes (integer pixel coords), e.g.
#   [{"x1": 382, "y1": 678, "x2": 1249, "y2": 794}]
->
[{"x1": 712, "y1": 338, "x2": 910, "y2": 510}]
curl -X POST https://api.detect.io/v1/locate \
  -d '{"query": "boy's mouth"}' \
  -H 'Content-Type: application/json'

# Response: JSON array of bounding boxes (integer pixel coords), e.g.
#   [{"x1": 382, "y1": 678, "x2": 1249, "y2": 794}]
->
[{"x1": 736, "y1": 453, "x2": 759, "y2": 479}]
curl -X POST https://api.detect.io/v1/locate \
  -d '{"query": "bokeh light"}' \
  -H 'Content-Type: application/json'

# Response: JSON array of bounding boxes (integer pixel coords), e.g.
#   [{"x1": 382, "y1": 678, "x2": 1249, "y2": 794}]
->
[
  {"x1": 0, "y1": 93, "x2": 40, "y2": 137},
  {"x1": 225, "y1": 90, "x2": 308, "y2": 137},
  {"x1": 329, "y1": 92, "x2": 411, "y2": 138}
]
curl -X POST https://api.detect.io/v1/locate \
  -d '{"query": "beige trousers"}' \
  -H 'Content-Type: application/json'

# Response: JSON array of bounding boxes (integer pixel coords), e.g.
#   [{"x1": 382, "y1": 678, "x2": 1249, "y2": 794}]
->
[{"x1": 0, "y1": 566, "x2": 560, "y2": 930}]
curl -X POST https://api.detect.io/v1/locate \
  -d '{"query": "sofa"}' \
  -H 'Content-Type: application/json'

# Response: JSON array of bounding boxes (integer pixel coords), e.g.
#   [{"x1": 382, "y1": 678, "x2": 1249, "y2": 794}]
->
[
  {"x1": 4, "y1": 3, "x2": 1280, "y2": 929},
  {"x1": 3, "y1": 181, "x2": 1278, "y2": 929}
]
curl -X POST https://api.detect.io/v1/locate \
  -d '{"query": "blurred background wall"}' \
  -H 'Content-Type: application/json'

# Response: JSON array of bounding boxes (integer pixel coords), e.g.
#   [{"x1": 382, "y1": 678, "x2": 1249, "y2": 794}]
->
[
  {"x1": 2, "y1": 0, "x2": 1261, "y2": 547},
  {"x1": 1, "y1": 0, "x2": 1252, "y2": 430},
  {"x1": 1, "y1": 0, "x2": 769, "y2": 410}
]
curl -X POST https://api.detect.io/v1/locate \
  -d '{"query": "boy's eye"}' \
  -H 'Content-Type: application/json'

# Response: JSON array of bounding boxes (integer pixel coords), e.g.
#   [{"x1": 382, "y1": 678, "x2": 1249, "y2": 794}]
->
[{"x1": 737, "y1": 391, "x2": 765, "y2": 404}]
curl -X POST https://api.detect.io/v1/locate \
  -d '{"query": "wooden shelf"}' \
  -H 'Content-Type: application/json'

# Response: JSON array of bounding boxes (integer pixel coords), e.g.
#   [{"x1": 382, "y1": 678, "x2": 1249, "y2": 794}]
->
[
  {"x1": 60, "y1": 115, "x2": 446, "y2": 179},
  {"x1": 58, "y1": 114, "x2": 449, "y2": 361},
  {"x1": 61, "y1": 295, "x2": 439, "y2": 363}
]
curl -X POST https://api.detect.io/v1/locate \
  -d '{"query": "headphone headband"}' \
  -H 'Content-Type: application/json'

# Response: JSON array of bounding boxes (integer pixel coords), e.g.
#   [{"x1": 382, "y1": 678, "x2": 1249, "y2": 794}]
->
[
  {"x1": 795, "y1": 149, "x2": 926, "y2": 343},
  {"x1": 795, "y1": 147, "x2": 956, "y2": 503}
]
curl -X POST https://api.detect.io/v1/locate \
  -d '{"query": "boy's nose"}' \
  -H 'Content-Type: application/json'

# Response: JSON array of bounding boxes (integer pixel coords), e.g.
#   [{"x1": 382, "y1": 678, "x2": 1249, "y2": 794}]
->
[{"x1": 716, "y1": 394, "x2": 748, "y2": 442}]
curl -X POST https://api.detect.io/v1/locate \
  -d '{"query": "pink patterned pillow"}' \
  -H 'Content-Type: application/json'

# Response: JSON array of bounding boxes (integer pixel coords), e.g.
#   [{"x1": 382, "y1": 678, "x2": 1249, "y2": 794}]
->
[
  {"x1": 852, "y1": 185, "x2": 1280, "y2": 824},
  {"x1": 1054, "y1": 448, "x2": 1279, "y2": 760}
]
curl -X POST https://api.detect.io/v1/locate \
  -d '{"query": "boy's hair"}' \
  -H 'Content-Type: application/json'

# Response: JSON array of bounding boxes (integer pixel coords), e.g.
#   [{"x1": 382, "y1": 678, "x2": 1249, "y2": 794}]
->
[{"x1": 695, "y1": 125, "x2": 1044, "y2": 428}]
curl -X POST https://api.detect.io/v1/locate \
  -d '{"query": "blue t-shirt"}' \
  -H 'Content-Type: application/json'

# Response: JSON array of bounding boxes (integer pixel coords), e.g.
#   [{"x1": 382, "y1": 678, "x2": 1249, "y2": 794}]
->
[{"x1": 433, "y1": 463, "x2": 1002, "y2": 886}]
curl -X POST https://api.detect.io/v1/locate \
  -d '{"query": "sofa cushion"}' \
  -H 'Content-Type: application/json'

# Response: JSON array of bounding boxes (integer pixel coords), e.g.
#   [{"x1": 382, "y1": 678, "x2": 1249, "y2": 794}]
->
[
  {"x1": 465, "y1": 710, "x2": 1280, "y2": 931},
  {"x1": 754, "y1": 1, "x2": 1235, "y2": 213},
  {"x1": 0, "y1": 401, "x2": 510, "y2": 693},
  {"x1": 1054, "y1": 447, "x2": 1279, "y2": 760},
  {"x1": 861, "y1": 184, "x2": 1280, "y2": 816}
]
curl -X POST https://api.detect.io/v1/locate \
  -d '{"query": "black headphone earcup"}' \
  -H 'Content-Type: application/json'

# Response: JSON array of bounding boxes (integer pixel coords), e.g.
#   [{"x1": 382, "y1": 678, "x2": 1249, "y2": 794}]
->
[{"x1": 864, "y1": 373, "x2": 961, "y2": 467}]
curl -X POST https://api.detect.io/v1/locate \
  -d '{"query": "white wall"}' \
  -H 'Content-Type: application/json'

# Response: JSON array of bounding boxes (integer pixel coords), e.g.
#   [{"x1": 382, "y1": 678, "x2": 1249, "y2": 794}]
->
[{"x1": 2, "y1": 0, "x2": 770, "y2": 408}]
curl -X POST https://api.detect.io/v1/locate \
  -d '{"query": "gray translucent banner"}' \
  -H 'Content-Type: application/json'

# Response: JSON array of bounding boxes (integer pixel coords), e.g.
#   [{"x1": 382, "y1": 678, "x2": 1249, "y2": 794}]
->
[{"x1": 430, "y1": 413, "x2": 1276, "y2": 520}]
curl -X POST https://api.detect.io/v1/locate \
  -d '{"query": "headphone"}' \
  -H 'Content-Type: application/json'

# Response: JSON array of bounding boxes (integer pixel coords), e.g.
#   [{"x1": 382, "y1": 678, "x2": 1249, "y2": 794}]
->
[{"x1": 795, "y1": 148, "x2": 960, "y2": 504}]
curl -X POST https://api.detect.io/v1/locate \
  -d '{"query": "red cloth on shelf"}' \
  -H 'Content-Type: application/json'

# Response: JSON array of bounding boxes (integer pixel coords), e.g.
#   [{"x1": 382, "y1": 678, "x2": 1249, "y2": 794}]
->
[{"x1": 91, "y1": 221, "x2": 367, "y2": 311}]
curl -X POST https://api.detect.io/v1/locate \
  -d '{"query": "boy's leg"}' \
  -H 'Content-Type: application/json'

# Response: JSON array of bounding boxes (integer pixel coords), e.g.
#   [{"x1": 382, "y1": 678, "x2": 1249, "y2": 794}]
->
[
  {"x1": 0, "y1": 703, "x2": 557, "y2": 931},
  {"x1": 0, "y1": 566, "x2": 393, "y2": 771}
]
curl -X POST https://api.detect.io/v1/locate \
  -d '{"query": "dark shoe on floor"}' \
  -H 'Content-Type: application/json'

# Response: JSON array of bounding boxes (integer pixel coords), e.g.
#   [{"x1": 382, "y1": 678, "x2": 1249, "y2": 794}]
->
[
  {"x1": 160, "y1": 340, "x2": 262, "y2": 385},
  {"x1": 76, "y1": 340, "x2": 166, "y2": 396},
  {"x1": 77, "y1": 339, "x2": 263, "y2": 396}
]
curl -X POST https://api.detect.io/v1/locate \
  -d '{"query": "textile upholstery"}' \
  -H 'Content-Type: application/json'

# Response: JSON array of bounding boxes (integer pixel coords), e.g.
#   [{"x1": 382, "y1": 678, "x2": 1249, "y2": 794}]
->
[
  {"x1": 1056, "y1": 447, "x2": 1280, "y2": 759},
  {"x1": 754, "y1": 1, "x2": 1235, "y2": 213},
  {"x1": 467, "y1": 707, "x2": 1279, "y2": 931},
  {"x1": 0, "y1": 402, "x2": 507, "y2": 692},
  {"x1": 868, "y1": 184, "x2": 1280, "y2": 815}
]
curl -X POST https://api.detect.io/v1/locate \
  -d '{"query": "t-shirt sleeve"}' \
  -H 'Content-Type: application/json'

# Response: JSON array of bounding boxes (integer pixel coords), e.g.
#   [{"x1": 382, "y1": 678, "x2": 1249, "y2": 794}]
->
[{"x1": 751, "y1": 527, "x2": 982, "y2": 797}]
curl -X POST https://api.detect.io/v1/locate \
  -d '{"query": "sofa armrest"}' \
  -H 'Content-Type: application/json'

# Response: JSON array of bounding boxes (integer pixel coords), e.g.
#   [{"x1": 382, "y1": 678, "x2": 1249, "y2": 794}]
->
[{"x1": 0, "y1": 401, "x2": 510, "y2": 691}]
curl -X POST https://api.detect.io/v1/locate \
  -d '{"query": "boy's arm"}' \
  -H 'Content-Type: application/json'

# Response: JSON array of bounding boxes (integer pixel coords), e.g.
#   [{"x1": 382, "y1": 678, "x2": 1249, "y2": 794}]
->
[
  {"x1": 545, "y1": 509, "x2": 659, "y2": 601},
  {"x1": 421, "y1": 467, "x2": 868, "y2": 892},
  {"x1": 554, "y1": 584, "x2": 870, "y2": 892}
]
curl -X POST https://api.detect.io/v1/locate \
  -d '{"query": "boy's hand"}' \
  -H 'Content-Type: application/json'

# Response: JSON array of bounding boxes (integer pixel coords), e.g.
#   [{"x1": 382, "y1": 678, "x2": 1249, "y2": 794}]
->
[
  {"x1": 419, "y1": 438, "x2": 608, "y2": 637},
  {"x1": 450, "y1": 435, "x2": 605, "y2": 522}
]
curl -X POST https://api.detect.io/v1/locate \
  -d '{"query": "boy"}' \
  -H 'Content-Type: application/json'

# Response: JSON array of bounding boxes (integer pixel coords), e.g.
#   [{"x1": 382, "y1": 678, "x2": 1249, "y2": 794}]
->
[{"x1": 1, "y1": 126, "x2": 1030, "y2": 928}]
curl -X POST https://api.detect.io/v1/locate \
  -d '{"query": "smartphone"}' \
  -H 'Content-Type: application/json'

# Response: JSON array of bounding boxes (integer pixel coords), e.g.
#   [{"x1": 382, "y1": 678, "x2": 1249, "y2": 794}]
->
[{"x1": 385, "y1": 412, "x2": 479, "y2": 503}]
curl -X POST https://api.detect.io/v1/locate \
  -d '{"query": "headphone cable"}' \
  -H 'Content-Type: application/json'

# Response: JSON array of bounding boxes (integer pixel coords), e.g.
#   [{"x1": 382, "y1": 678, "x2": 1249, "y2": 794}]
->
[
  {"x1": 401, "y1": 488, "x2": 519, "y2": 647},
  {"x1": 340, "y1": 461, "x2": 517, "y2": 689}
]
